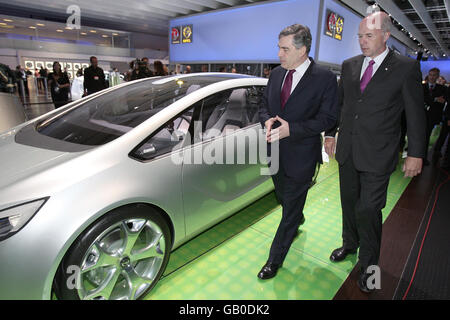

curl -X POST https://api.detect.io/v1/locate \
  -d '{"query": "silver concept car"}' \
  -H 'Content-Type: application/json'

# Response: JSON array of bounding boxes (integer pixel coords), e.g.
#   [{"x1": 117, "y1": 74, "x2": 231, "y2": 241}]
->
[{"x1": 0, "y1": 73, "x2": 274, "y2": 300}]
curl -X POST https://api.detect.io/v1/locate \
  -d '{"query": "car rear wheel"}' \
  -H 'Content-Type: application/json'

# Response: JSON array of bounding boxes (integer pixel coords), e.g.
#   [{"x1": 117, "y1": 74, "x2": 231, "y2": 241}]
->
[{"x1": 53, "y1": 205, "x2": 172, "y2": 300}]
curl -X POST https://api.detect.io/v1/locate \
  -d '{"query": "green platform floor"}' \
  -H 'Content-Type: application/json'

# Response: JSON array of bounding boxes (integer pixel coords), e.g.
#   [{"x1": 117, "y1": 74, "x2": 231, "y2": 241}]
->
[{"x1": 145, "y1": 158, "x2": 413, "y2": 300}]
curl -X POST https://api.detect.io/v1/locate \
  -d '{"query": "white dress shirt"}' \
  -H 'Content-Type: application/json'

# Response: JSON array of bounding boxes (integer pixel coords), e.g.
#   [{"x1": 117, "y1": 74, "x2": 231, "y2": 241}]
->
[
  {"x1": 360, "y1": 46, "x2": 389, "y2": 79},
  {"x1": 281, "y1": 58, "x2": 311, "y2": 93}
]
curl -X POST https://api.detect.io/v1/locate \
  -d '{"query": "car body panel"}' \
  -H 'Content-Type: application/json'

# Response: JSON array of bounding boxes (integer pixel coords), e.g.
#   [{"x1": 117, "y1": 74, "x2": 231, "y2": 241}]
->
[{"x1": 0, "y1": 74, "x2": 270, "y2": 299}]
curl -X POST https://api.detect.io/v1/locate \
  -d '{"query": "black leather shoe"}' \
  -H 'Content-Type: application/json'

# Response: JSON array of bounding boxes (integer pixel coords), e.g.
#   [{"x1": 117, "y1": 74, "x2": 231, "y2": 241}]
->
[
  {"x1": 357, "y1": 269, "x2": 375, "y2": 293},
  {"x1": 257, "y1": 262, "x2": 280, "y2": 280},
  {"x1": 329, "y1": 246, "x2": 357, "y2": 262}
]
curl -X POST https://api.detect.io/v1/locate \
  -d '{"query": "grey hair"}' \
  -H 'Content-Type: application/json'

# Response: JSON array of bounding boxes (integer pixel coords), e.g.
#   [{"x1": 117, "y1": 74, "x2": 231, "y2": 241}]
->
[
  {"x1": 381, "y1": 14, "x2": 392, "y2": 33},
  {"x1": 279, "y1": 24, "x2": 312, "y2": 53}
]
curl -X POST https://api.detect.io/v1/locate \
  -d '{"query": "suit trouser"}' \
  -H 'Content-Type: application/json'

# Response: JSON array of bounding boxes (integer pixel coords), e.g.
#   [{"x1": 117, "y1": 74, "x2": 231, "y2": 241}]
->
[
  {"x1": 434, "y1": 122, "x2": 449, "y2": 155},
  {"x1": 268, "y1": 164, "x2": 311, "y2": 265},
  {"x1": 339, "y1": 155, "x2": 391, "y2": 270}
]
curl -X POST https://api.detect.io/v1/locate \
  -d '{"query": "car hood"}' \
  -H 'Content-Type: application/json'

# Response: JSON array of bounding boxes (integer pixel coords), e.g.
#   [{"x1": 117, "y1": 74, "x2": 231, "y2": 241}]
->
[{"x1": 0, "y1": 131, "x2": 80, "y2": 191}]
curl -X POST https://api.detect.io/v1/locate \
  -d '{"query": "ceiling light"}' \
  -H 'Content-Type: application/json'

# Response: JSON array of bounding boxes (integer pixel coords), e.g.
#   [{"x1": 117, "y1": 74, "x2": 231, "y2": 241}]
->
[
  {"x1": 3, "y1": 19, "x2": 13, "y2": 22},
  {"x1": 36, "y1": 23, "x2": 45, "y2": 27},
  {"x1": 56, "y1": 29, "x2": 63, "y2": 32},
  {"x1": 0, "y1": 22, "x2": 6, "y2": 26},
  {"x1": 80, "y1": 32, "x2": 87, "y2": 35},
  {"x1": 29, "y1": 26, "x2": 36, "y2": 29},
  {"x1": 112, "y1": 33, "x2": 119, "y2": 36},
  {"x1": 65, "y1": 26, "x2": 73, "y2": 30},
  {"x1": 102, "y1": 34, "x2": 109, "y2": 38},
  {"x1": 90, "y1": 30, "x2": 97, "y2": 33}
]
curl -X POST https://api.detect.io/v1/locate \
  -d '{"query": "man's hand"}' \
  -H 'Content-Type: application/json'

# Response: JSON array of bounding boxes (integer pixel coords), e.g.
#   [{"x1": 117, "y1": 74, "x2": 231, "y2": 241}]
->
[
  {"x1": 267, "y1": 116, "x2": 290, "y2": 142},
  {"x1": 324, "y1": 137, "x2": 336, "y2": 158},
  {"x1": 264, "y1": 117, "x2": 277, "y2": 135},
  {"x1": 435, "y1": 96, "x2": 445, "y2": 104},
  {"x1": 402, "y1": 156, "x2": 423, "y2": 178}
]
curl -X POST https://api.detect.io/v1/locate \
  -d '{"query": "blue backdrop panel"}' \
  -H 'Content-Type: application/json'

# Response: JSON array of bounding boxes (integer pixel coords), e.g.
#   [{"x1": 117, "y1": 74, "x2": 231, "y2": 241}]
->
[
  {"x1": 169, "y1": 0, "x2": 320, "y2": 63},
  {"x1": 317, "y1": 0, "x2": 362, "y2": 66}
]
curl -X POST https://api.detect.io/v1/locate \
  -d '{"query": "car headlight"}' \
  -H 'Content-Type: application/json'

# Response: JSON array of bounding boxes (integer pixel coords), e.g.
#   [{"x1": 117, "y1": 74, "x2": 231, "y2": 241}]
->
[{"x1": 0, "y1": 198, "x2": 48, "y2": 241}]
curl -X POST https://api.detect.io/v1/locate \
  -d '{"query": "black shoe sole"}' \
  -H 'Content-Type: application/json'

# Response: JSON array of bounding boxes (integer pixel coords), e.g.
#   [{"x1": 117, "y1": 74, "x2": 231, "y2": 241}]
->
[{"x1": 329, "y1": 249, "x2": 357, "y2": 262}]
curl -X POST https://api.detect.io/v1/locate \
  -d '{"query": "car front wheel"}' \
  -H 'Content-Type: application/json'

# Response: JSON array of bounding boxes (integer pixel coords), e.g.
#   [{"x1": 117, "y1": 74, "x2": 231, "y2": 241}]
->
[{"x1": 53, "y1": 204, "x2": 172, "y2": 300}]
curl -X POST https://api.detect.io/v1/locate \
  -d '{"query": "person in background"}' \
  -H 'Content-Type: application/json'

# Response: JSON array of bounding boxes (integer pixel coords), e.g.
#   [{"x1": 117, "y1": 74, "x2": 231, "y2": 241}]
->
[
  {"x1": 141, "y1": 57, "x2": 154, "y2": 77},
  {"x1": 231, "y1": 67, "x2": 237, "y2": 74},
  {"x1": 0, "y1": 63, "x2": 16, "y2": 93},
  {"x1": 432, "y1": 75, "x2": 449, "y2": 162},
  {"x1": 39, "y1": 66, "x2": 48, "y2": 93},
  {"x1": 130, "y1": 59, "x2": 153, "y2": 80},
  {"x1": 201, "y1": 65, "x2": 208, "y2": 73},
  {"x1": 184, "y1": 65, "x2": 191, "y2": 74},
  {"x1": 437, "y1": 76, "x2": 447, "y2": 86},
  {"x1": 153, "y1": 60, "x2": 168, "y2": 77},
  {"x1": 15, "y1": 65, "x2": 29, "y2": 97},
  {"x1": 423, "y1": 68, "x2": 447, "y2": 163},
  {"x1": 83, "y1": 56, "x2": 106, "y2": 96},
  {"x1": 219, "y1": 66, "x2": 226, "y2": 72},
  {"x1": 71, "y1": 69, "x2": 84, "y2": 101},
  {"x1": 48, "y1": 61, "x2": 70, "y2": 108}
]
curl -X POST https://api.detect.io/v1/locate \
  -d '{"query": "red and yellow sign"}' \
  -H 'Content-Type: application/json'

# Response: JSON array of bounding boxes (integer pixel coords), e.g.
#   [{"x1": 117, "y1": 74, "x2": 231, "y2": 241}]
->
[{"x1": 325, "y1": 10, "x2": 344, "y2": 41}]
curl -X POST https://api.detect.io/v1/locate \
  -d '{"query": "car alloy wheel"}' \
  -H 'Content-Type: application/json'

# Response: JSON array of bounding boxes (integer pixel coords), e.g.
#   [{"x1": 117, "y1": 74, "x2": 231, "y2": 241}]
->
[{"x1": 53, "y1": 205, "x2": 171, "y2": 300}]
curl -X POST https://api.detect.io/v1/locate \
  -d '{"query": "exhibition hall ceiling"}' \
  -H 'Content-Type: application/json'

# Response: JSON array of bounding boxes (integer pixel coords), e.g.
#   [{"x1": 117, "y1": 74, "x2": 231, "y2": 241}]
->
[
  {"x1": 0, "y1": 0, "x2": 269, "y2": 36},
  {"x1": 340, "y1": 0, "x2": 449, "y2": 58}
]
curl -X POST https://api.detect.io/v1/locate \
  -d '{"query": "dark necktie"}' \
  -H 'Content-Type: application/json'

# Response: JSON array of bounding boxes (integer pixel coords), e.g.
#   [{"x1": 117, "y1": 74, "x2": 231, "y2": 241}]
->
[
  {"x1": 429, "y1": 84, "x2": 434, "y2": 94},
  {"x1": 281, "y1": 69, "x2": 295, "y2": 109},
  {"x1": 360, "y1": 60, "x2": 375, "y2": 93}
]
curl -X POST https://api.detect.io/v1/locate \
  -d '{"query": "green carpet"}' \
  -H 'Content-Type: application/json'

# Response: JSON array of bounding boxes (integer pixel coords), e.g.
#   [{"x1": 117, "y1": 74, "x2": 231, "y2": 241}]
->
[{"x1": 145, "y1": 157, "x2": 412, "y2": 300}]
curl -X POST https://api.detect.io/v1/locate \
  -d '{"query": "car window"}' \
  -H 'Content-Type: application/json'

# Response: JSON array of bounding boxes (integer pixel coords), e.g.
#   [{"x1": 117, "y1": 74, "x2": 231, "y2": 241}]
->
[
  {"x1": 131, "y1": 107, "x2": 194, "y2": 161},
  {"x1": 35, "y1": 76, "x2": 231, "y2": 146},
  {"x1": 200, "y1": 86, "x2": 265, "y2": 140}
]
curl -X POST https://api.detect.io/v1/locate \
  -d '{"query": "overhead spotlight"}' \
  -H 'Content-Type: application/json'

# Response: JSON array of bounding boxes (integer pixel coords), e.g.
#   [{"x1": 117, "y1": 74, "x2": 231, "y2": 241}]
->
[
  {"x1": 56, "y1": 29, "x2": 63, "y2": 33},
  {"x1": 28, "y1": 26, "x2": 36, "y2": 29},
  {"x1": 80, "y1": 32, "x2": 87, "y2": 35},
  {"x1": 36, "y1": 23, "x2": 45, "y2": 27},
  {"x1": 3, "y1": 19, "x2": 13, "y2": 22}
]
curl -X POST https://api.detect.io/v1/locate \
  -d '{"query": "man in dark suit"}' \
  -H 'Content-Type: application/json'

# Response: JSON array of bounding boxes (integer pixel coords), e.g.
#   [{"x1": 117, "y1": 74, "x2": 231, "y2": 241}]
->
[
  {"x1": 83, "y1": 56, "x2": 107, "y2": 96},
  {"x1": 324, "y1": 12, "x2": 426, "y2": 293},
  {"x1": 425, "y1": 68, "x2": 448, "y2": 160},
  {"x1": 257, "y1": 24, "x2": 339, "y2": 279}
]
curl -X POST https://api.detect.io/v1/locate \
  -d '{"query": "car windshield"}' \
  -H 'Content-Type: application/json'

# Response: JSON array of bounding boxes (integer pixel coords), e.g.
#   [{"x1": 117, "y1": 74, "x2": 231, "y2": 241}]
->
[{"x1": 36, "y1": 75, "x2": 237, "y2": 146}]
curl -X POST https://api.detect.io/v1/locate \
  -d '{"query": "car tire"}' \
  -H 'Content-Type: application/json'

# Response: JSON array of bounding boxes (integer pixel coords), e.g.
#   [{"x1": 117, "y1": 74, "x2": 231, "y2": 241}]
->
[{"x1": 53, "y1": 204, "x2": 172, "y2": 300}]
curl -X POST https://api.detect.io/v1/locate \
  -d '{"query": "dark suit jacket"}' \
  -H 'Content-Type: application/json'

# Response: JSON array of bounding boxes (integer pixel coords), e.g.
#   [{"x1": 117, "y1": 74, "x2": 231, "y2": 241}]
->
[
  {"x1": 326, "y1": 50, "x2": 426, "y2": 174},
  {"x1": 423, "y1": 82, "x2": 447, "y2": 124},
  {"x1": 259, "y1": 60, "x2": 339, "y2": 181}
]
